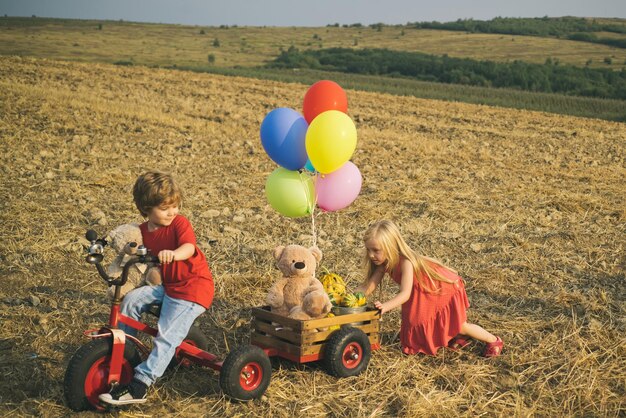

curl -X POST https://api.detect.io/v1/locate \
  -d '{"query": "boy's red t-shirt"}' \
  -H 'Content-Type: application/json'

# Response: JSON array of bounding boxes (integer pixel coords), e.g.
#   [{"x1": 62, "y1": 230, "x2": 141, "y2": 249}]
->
[{"x1": 139, "y1": 215, "x2": 214, "y2": 309}]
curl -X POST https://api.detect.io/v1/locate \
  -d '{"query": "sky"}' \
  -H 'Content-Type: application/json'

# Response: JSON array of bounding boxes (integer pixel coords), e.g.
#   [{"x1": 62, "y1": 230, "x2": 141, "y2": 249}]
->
[{"x1": 1, "y1": 0, "x2": 625, "y2": 27}]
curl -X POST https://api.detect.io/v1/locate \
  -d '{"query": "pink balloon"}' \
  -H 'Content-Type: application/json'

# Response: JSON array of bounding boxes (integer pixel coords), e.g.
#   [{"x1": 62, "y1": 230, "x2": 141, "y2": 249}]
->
[{"x1": 315, "y1": 161, "x2": 362, "y2": 212}]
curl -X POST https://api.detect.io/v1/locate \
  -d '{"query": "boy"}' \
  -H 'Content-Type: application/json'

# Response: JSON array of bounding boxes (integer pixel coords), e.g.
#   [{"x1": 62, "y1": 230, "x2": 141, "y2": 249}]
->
[{"x1": 99, "y1": 170, "x2": 214, "y2": 405}]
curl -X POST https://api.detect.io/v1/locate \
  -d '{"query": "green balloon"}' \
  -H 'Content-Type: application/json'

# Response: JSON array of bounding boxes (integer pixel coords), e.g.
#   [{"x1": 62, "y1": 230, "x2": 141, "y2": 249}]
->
[{"x1": 265, "y1": 168, "x2": 315, "y2": 218}]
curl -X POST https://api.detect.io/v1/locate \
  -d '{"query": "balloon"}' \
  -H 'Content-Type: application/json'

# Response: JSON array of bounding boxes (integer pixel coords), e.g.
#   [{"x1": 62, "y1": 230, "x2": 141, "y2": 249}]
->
[
  {"x1": 260, "y1": 108, "x2": 308, "y2": 170},
  {"x1": 305, "y1": 110, "x2": 357, "y2": 174},
  {"x1": 316, "y1": 161, "x2": 362, "y2": 212},
  {"x1": 302, "y1": 80, "x2": 348, "y2": 124},
  {"x1": 265, "y1": 168, "x2": 315, "y2": 218},
  {"x1": 304, "y1": 159, "x2": 316, "y2": 172}
]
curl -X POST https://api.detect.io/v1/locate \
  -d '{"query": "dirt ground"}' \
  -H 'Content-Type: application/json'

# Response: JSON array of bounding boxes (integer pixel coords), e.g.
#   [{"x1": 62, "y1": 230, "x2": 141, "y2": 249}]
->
[{"x1": 0, "y1": 56, "x2": 624, "y2": 417}]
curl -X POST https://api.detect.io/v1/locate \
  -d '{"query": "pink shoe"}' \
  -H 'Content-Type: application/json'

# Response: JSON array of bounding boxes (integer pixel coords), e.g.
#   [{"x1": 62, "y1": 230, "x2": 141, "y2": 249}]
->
[
  {"x1": 448, "y1": 335, "x2": 473, "y2": 351},
  {"x1": 482, "y1": 336, "x2": 503, "y2": 357}
]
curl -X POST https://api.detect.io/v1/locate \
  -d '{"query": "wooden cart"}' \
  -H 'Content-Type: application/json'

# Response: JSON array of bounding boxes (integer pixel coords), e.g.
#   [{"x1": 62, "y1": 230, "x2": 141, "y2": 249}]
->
[
  {"x1": 219, "y1": 306, "x2": 381, "y2": 400},
  {"x1": 252, "y1": 306, "x2": 380, "y2": 372}
]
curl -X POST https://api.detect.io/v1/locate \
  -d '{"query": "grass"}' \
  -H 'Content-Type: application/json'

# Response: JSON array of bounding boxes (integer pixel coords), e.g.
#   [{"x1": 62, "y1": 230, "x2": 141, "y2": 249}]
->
[
  {"x1": 1, "y1": 16, "x2": 625, "y2": 122},
  {"x1": 174, "y1": 65, "x2": 626, "y2": 122},
  {"x1": 2, "y1": 16, "x2": 626, "y2": 69}
]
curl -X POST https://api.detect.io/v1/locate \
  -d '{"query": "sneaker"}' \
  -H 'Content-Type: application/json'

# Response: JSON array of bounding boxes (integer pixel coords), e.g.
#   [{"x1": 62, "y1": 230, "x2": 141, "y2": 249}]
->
[{"x1": 99, "y1": 379, "x2": 148, "y2": 406}]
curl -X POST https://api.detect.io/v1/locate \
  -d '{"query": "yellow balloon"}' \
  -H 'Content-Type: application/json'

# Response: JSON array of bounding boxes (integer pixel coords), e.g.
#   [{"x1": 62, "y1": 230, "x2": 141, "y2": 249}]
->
[{"x1": 305, "y1": 110, "x2": 357, "y2": 174}]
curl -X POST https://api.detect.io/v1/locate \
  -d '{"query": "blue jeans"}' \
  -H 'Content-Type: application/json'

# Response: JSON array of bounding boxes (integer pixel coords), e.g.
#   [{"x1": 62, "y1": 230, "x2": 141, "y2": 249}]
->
[{"x1": 120, "y1": 285, "x2": 206, "y2": 387}]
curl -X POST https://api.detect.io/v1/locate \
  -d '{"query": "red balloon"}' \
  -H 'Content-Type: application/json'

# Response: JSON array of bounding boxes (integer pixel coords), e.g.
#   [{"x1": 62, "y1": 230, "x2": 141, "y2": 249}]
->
[{"x1": 302, "y1": 80, "x2": 348, "y2": 124}]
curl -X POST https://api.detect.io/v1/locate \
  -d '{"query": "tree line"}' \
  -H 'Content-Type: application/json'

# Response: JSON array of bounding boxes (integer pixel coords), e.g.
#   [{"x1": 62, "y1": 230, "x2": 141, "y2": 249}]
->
[
  {"x1": 411, "y1": 17, "x2": 626, "y2": 49},
  {"x1": 269, "y1": 47, "x2": 626, "y2": 100}
]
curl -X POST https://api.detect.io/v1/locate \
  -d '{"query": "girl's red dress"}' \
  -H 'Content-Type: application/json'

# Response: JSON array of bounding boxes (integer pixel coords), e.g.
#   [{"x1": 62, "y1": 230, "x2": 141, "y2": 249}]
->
[{"x1": 391, "y1": 259, "x2": 470, "y2": 355}]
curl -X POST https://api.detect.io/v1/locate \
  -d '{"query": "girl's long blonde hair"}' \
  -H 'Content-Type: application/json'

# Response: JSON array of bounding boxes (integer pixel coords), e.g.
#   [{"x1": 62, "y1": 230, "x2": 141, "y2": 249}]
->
[{"x1": 363, "y1": 220, "x2": 455, "y2": 293}]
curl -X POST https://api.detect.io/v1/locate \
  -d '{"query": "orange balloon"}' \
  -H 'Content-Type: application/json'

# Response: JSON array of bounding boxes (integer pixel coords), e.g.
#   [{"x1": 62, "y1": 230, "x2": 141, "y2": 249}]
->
[{"x1": 302, "y1": 80, "x2": 348, "y2": 124}]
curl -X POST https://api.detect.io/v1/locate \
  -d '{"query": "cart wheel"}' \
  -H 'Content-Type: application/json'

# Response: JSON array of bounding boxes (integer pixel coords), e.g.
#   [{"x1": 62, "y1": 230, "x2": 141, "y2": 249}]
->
[
  {"x1": 168, "y1": 325, "x2": 209, "y2": 369},
  {"x1": 323, "y1": 326, "x2": 371, "y2": 377},
  {"x1": 219, "y1": 345, "x2": 271, "y2": 401},
  {"x1": 63, "y1": 338, "x2": 141, "y2": 411}
]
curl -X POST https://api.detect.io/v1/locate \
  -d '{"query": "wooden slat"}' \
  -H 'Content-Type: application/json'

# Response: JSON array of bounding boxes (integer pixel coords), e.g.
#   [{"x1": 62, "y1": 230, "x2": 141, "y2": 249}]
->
[
  {"x1": 303, "y1": 309, "x2": 381, "y2": 330},
  {"x1": 358, "y1": 322, "x2": 380, "y2": 334},
  {"x1": 300, "y1": 329, "x2": 334, "y2": 344},
  {"x1": 301, "y1": 341, "x2": 325, "y2": 356},
  {"x1": 300, "y1": 322, "x2": 380, "y2": 344},
  {"x1": 252, "y1": 319, "x2": 302, "y2": 344},
  {"x1": 300, "y1": 333, "x2": 380, "y2": 356},
  {"x1": 251, "y1": 332, "x2": 302, "y2": 357},
  {"x1": 251, "y1": 306, "x2": 303, "y2": 331},
  {"x1": 252, "y1": 306, "x2": 381, "y2": 332},
  {"x1": 253, "y1": 330, "x2": 382, "y2": 361}
]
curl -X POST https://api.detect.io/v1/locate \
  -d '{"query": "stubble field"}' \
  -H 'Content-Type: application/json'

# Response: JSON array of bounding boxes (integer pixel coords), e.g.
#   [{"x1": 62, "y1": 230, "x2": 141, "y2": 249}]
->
[{"x1": 0, "y1": 56, "x2": 624, "y2": 417}]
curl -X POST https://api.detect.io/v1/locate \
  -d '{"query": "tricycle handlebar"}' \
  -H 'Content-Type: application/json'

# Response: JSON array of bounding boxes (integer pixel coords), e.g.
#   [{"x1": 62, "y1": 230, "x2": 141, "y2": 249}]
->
[
  {"x1": 107, "y1": 256, "x2": 159, "y2": 286},
  {"x1": 85, "y1": 229, "x2": 159, "y2": 287}
]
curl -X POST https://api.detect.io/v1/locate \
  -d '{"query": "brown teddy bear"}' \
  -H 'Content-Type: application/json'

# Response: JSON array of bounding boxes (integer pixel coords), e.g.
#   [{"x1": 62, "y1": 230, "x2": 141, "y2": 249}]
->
[
  {"x1": 105, "y1": 223, "x2": 162, "y2": 299},
  {"x1": 266, "y1": 244, "x2": 332, "y2": 321}
]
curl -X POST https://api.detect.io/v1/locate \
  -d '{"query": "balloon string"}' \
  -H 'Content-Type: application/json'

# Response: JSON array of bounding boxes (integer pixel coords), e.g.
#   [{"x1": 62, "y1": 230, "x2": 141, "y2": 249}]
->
[
  {"x1": 299, "y1": 170, "x2": 318, "y2": 248},
  {"x1": 311, "y1": 206, "x2": 317, "y2": 248}
]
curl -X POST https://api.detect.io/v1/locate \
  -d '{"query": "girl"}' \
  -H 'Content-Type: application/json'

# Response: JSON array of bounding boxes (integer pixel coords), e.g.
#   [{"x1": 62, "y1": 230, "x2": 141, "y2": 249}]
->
[{"x1": 356, "y1": 220, "x2": 503, "y2": 357}]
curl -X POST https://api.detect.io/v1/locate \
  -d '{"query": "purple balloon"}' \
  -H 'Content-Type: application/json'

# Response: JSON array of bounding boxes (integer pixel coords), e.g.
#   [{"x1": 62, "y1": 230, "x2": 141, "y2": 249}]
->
[
  {"x1": 315, "y1": 161, "x2": 362, "y2": 212},
  {"x1": 260, "y1": 108, "x2": 308, "y2": 170}
]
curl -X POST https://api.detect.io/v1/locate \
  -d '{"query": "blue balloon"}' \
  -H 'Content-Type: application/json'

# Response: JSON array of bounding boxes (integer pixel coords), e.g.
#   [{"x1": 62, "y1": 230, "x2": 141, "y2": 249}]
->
[{"x1": 260, "y1": 108, "x2": 308, "y2": 170}]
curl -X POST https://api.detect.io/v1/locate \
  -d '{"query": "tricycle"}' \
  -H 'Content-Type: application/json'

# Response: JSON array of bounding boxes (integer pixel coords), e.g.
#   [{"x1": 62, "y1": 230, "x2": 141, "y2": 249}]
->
[{"x1": 63, "y1": 230, "x2": 381, "y2": 411}]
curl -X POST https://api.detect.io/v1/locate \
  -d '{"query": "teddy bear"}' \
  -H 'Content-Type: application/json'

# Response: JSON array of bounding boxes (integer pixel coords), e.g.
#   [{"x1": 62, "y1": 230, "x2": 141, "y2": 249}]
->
[
  {"x1": 105, "y1": 223, "x2": 162, "y2": 300},
  {"x1": 266, "y1": 244, "x2": 332, "y2": 321}
]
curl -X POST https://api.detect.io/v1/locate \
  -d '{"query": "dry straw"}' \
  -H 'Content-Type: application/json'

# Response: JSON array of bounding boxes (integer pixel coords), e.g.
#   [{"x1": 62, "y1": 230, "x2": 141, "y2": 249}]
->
[{"x1": 0, "y1": 56, "x2": 624, "y2": 417}]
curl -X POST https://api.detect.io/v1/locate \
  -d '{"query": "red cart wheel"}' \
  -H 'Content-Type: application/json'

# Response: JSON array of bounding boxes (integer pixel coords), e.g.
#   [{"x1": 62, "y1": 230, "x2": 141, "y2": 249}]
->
[
  {"x1": 220, "y1": 345, "x2": 271, "y2": 401},
  {"x1": 63, "y1": 338, "x2": 141, "y2": 411},
  {"x1": 341, "y1": 341, "x2": 364, "y2": 369},
  {"x1": 168, "y1": 325, "x2": 208, "y2": 369},
  {"x1": 324, "y1": 326, "x2": 371, "y2": 377},
  {"x1": 239, "y1": 361, "x2": 263, "y2": 390}
]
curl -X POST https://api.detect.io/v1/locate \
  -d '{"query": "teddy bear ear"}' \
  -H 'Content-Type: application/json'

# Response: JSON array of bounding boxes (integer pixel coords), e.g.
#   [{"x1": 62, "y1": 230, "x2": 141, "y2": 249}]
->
[
  {"x1": 273, "y1": 246, "x2": 286, "y2": 261},
  {"x1": 309, "y1": 246, "x2": 322, "y2": 262}
]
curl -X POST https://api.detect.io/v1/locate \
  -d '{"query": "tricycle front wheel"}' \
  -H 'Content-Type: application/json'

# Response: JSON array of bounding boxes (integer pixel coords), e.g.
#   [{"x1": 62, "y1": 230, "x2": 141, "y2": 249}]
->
[
  {"x1": 63, "y1": 338, "x2": 141, "y2": 411},
  {"x1": 219, "y1": 345, "x2": 271, "y2": 401}
]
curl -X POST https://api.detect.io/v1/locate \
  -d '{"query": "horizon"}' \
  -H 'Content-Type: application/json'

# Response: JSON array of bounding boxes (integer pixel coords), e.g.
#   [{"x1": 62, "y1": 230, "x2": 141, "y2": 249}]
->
[
  {"x1": 1, "y1": 0, "x2": 625, "y2": 27},
  {"x1": 2, "y1": 13, "x2": 626, "y2": 28}
]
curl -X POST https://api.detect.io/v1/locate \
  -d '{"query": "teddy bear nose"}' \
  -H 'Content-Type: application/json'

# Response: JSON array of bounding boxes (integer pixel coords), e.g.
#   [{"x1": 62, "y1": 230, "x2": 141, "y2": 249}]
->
[{"x1": 294, "y1": 261, "x2": 305, "y2": 270}]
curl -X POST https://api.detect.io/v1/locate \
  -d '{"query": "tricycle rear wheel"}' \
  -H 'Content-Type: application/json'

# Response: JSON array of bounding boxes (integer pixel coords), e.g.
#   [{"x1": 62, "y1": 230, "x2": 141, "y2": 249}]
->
[
  {"x1": 323, "y1": 326, "x2": 371, "y2": 377},
  {"x1": 219, "y1": 345, "x2": 271, "y2": 401},
  {"x1": 63, "y1": 338, "x2": 141, "y2": 411}
]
